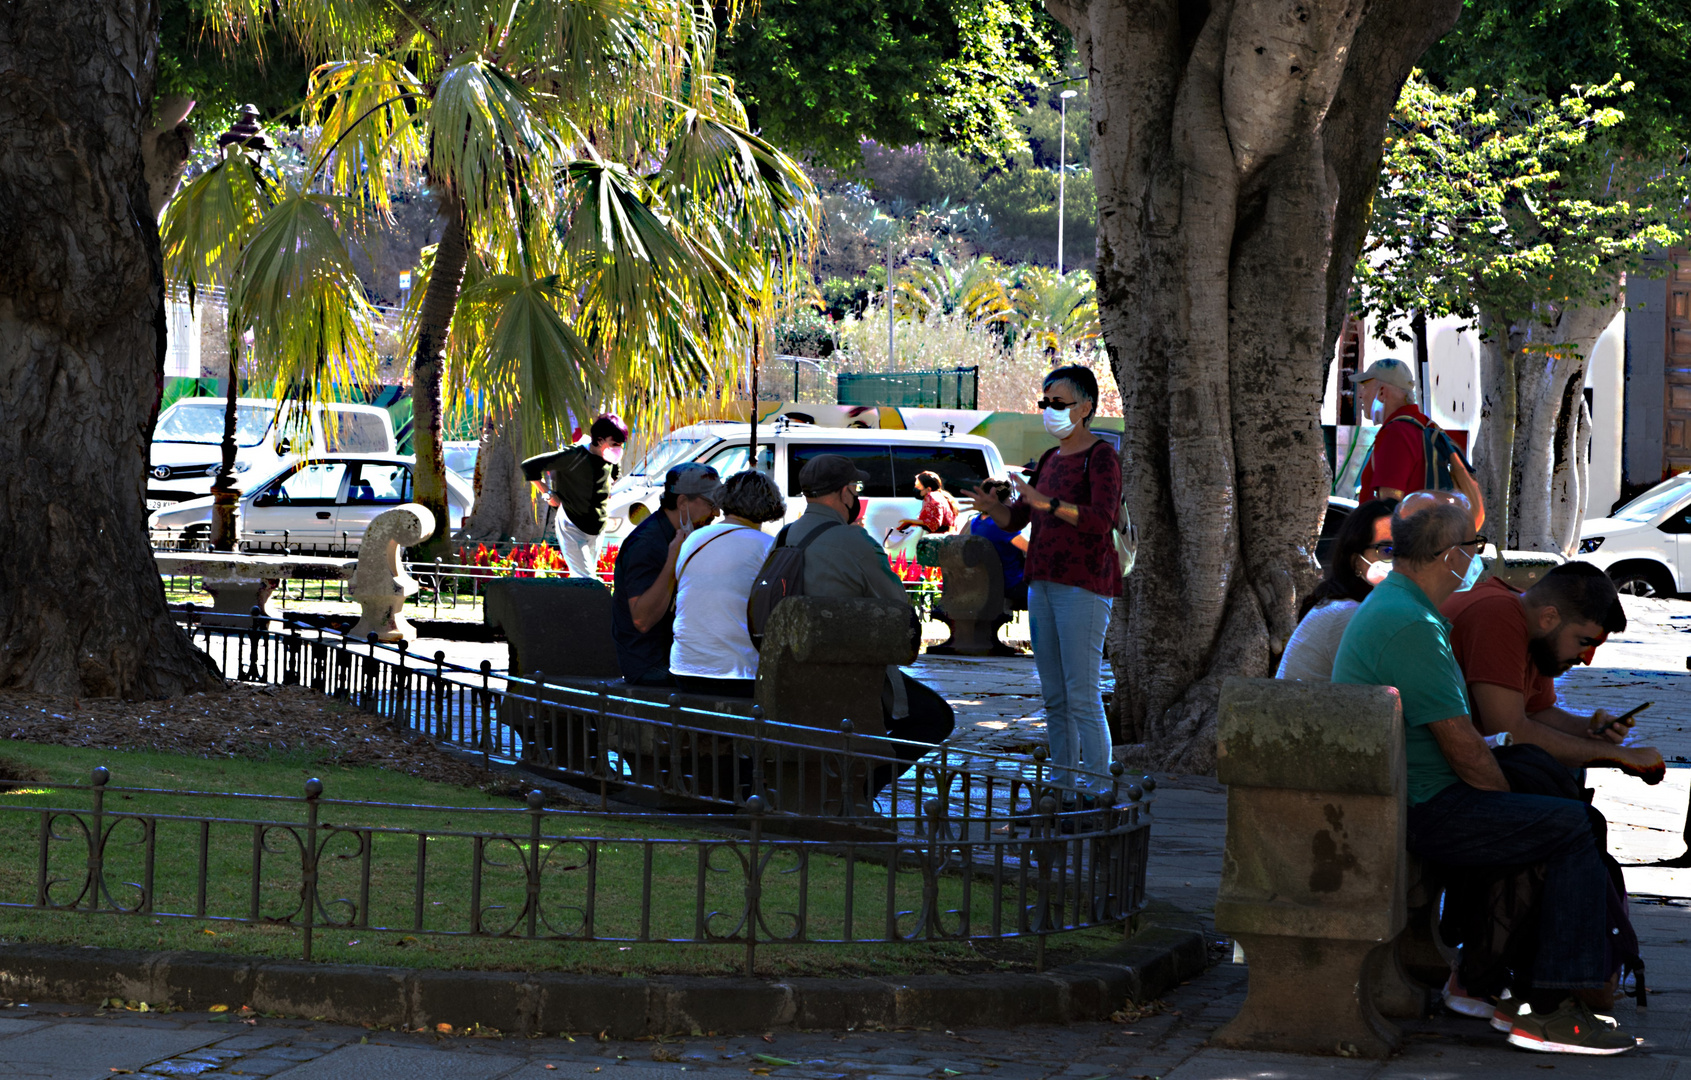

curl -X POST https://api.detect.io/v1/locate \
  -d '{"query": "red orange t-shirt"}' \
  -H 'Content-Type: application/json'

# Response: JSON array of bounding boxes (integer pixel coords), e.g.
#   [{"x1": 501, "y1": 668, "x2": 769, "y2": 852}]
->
[
  {"x1": 1358, "y1": 404, "x2": 1430, "y2": 500},
  {"x1": 1439, "y1": 578, "x2": 1559, "y2": 713}
]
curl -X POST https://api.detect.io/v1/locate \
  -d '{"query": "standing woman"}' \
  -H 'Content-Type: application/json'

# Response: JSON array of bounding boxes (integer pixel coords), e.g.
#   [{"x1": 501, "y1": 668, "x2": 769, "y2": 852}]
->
[{"x1": 967, "y1": 365, "x2": 1120, "y2": 803}]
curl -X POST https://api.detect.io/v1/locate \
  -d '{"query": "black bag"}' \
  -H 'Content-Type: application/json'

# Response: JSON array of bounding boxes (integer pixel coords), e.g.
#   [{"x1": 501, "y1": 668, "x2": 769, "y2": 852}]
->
[{"x1": 745, "y1": 520, "x2": 840, "y2": 651}]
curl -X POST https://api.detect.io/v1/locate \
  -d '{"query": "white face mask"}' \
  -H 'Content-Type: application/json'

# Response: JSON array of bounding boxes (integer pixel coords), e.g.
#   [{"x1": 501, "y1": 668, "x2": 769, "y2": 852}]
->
[
  {"x1": 1043, "y1": 407, "x2": 1076, "y2": 439},
  {"x1": 1363, "y1": 558, "x2": 1392, "y2": 586},
  {"x1": 1367, "y1": 396, "x2": 1385, "y2": 425},
  {"x1": 600, "y1": 444, "x2": 624, "y2": 465}
]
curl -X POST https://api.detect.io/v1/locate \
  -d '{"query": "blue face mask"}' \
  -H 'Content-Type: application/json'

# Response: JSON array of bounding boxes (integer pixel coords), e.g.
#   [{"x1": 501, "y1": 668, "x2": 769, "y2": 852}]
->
[{"x1": 1448, "y1": 546, "x2": 1485, "y2": 592}]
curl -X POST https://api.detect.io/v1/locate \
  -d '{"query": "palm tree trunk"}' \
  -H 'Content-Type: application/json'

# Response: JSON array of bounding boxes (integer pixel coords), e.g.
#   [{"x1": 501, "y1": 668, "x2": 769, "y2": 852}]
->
[
  {"x1": 210, "y1": 341, "x2": 241, "y2": 550},
  {"x1": 411, "y1": 187, "x2": 469, "y2": 559}
]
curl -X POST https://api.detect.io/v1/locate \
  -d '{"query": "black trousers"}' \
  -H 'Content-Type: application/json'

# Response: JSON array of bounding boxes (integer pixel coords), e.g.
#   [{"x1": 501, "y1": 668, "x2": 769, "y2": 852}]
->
[{"x1": 872, "y1": 674, "x2": 956, "y2": 796}]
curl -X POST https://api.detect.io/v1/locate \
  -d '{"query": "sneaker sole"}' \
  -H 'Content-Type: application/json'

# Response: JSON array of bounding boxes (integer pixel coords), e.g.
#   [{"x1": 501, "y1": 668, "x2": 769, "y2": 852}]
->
[
  {"x1": 1507, "y1": 1029, "x2": 1636, "y2": 1055},
  {"x1": 1443, "y1": 991, "x2": 1493, "y2": 1019},
  {"x1": 1490, "y1": 1013, "x2": 1513, "y2": 1033}
]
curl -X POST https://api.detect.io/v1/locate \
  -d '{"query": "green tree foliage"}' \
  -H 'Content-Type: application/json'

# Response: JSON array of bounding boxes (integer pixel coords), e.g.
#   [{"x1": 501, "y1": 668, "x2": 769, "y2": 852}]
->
[
  {"x1": 158, "y1": 0, "x2": 309, "y2": 140},
  {"x1": 716, "y1": 0, "x2": 1068, "y2": 167},
  {"x1": 1419, "y1": 0, "x2": 1691, "y2": 159}
]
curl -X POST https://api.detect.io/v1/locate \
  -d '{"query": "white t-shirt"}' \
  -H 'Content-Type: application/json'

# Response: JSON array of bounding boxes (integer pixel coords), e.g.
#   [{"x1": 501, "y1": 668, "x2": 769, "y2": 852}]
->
[
  {"x1": 1275, "y1": 598, "x2": 1360, "y2": 683},
  {"x1": 670, "y1": 522, "x2": 775, "y2": 680}
]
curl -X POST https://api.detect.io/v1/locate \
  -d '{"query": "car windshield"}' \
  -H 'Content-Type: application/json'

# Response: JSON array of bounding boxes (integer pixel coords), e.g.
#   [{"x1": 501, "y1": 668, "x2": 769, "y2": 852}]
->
[
  {"x1": 630, "y1": 437, "x2": 705, "y2": 478},
  {"x1": 443, "y1": 445, "x2": 479, "y2": 478},
  {"x1": 155, "y1": 403, "x2": 274, "y2": 447},
  {"x1": 1611, "y1": 481, "x2": 1691, "y2": 523}
]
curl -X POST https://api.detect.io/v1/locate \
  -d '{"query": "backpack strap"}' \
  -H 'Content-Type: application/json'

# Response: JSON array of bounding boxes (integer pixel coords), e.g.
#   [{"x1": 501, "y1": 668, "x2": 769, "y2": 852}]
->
[
  {"x1": 793, "y1": 519, "x2": 842, "y2": 549},
  {"x1": 676, "y1": 526, "x2": 751, "y2": 580}
]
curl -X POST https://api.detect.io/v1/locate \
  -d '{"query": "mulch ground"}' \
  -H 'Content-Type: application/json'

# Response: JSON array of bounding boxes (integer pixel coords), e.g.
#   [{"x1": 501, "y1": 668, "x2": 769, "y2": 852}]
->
[{"x1": 0, "y1": 682, "x2": 504, "y2": 791}]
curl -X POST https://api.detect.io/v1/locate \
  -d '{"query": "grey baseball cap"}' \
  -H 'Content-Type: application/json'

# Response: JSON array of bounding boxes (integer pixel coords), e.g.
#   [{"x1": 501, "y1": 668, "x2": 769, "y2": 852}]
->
[
  {"x1": 1348, "y1": 357, "x2": 1416, "y2": 393},
  {"x1": 798, "y1": 454, "x2": 870, "y2": 496},
  {"x1": 664, "y1": 462, "x2": 722, "y2": 499}
]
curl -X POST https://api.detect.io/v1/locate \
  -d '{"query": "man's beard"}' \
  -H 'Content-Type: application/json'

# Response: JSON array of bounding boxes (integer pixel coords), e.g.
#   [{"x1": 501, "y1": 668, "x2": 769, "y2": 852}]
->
[{"x1": 1528, "y1": 633, "x2": 1576, "y2": 678}]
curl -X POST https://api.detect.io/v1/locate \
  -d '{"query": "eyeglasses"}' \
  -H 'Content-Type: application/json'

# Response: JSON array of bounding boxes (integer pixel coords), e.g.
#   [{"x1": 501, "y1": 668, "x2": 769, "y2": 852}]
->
[
  {"x1": 1447, "y1": 534, "x2": 1488, "y2": 554},
  {"x1": 1037, "y1": 397, "x2": 1075, "y2": 411},
  {"x1": 1362, "y1": 542, "x2": 1394, "y2": 557}
]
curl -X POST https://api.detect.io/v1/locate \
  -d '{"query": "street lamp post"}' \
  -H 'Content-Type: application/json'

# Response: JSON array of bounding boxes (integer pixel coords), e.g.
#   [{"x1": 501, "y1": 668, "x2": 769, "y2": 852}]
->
[{"x1": 1057, "y1": 89, "x2": 1078, "y2": 277}]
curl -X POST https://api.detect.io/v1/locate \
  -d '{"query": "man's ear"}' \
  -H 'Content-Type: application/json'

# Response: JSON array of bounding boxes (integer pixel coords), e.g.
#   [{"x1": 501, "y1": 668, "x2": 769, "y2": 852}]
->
[{"x1": 1531, "y1": 603, "x2": 1562, "y2": 635}]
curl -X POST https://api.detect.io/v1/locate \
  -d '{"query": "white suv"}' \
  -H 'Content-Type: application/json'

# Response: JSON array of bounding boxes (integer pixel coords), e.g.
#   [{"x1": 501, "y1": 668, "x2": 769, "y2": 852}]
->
[
  {"x1": 601, "y1": 422, "x2": 1008, "y2": 547},
  {"x1": 1576, "y1": 475, "x2": 1691, "y2": 597}
]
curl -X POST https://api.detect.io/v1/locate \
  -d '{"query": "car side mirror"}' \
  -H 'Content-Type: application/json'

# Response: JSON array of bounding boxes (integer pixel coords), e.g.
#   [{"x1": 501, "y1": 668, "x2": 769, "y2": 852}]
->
[
  {"x1": 274, "y1": 437, "x2": 291, "y2": 456},
  {"x1": 253, "y1": 492, "x2": 277, "y2": 508}
]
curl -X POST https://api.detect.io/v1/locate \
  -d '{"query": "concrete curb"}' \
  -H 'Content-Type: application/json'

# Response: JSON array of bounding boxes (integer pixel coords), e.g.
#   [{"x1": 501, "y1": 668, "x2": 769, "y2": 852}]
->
[{"x1": 0, "y1": 924, "x2": 1208, "y2": 1035}]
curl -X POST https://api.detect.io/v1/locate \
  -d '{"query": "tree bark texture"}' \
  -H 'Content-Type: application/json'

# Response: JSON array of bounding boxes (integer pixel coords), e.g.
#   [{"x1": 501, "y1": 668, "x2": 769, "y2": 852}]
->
[
  {"x1": 1474, "y1": 298, "x2": 1617, "y2": 554},
  {"x1": 460, "y1": 411, "x2": 546, "y2": 544},
  {"x1": 141, "y1": 94, "x2": 194, "y2": 218},
  {"x1": 0, "y1": 0, "x2": 220, "y2": 697},
  {"x1": 410, "y1": 187, "x2": 468, "y2": 560},
  {"x1": 1051, "y1": 0, "x2": 1461, "y2": 772}
]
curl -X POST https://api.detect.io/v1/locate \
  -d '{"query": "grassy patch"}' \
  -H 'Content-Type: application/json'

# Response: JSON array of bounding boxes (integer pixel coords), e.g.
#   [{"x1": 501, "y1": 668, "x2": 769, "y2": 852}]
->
[{"x1": 0, "y1": 744, "x2": 1123, "y2": 976}]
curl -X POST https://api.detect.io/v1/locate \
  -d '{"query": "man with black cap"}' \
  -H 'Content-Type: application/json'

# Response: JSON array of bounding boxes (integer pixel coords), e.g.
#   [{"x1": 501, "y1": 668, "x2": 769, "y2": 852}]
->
[
  {"x1": 611, "y1": 462, "x2": 721, "y2": 685},
  {"x1": 784, "y1": 454, "x2": 954, "y2": 789}
]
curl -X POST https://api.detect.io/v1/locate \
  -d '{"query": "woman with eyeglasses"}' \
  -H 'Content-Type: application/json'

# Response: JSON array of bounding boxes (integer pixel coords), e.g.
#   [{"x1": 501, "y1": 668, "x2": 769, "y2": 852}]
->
[
  {"x1": 966, "y1": 364, "x2": 1120, "y2": 806},
  {"x1": 1277, "y1": 498, "x2": 1400, "y2": 681}
]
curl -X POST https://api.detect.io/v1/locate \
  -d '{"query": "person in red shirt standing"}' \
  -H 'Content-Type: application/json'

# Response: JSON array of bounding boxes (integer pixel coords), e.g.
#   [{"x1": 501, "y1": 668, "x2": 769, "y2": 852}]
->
[
  {"x1": 1440, "y1": 562, "x2": 1664, "y2": 779},
  {"x1": 1351, "y1": 358, "x2": 1429, "y2": 500}
]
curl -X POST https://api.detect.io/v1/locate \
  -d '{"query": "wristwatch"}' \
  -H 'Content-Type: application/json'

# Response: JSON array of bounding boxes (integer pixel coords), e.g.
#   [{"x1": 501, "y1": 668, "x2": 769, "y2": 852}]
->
[{"x1": 1048, "y1": 497, "x2": 1062, "y2": 514}]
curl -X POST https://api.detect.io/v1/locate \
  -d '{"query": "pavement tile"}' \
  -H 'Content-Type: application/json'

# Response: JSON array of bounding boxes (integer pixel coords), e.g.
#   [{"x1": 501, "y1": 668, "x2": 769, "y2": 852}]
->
[
  {"x1": 0, "y1": 1018, "x2": 47, "y2": 1040},
  {"x1": 205, "y1": 1035, "x2": 284, "y2": 1053},
  {"x1": 0, "y1": 1022, "x2": 216, "y2": 1071},
  {"x1": 265, "y1": 1043, "x2": 522, "y2": 1080}
]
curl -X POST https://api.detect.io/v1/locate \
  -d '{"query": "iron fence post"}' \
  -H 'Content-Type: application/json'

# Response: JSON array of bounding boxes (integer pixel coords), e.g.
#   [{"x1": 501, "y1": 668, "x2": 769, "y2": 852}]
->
[
  {"x1": 744, "y1": 794, "x2": 763, "y2": 976},
  {"x1": 87, "y1": 766, "x2": 108, "y2": 911},
  {"x1": 526, "y1": 790, "x2": 545, "y2": 938},
  {"x1": 302, "y1": 777, "x2": 322, "y2": 962}
]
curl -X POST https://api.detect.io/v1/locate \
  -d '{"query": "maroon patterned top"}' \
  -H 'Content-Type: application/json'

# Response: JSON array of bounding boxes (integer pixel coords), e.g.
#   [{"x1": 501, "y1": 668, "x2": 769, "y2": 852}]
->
[{"x1": 1007, "y1": 440, "x2": 1122, "y2": 598}]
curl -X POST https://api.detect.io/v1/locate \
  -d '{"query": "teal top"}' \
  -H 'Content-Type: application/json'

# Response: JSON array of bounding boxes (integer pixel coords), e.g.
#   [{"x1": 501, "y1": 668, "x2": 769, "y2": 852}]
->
[{"x1": 1331, "y1": 572, "x2": 1468, "y2": 804}]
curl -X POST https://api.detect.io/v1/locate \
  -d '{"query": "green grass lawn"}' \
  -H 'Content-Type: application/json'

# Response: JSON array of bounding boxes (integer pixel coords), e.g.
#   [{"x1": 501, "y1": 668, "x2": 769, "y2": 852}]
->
[{"x1": 0, "y1": 744, "x2": 1123, "y2": 976}]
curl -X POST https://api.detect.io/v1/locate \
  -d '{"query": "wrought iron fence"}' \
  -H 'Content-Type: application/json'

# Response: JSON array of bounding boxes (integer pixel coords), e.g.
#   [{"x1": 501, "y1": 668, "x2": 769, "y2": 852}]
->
[
  {"x1": 2, "y1": 607, "x2": 1150, "y2": 966},
  {"x1": 8, "y1": 763, "x2": 1145, "y2": 973}
]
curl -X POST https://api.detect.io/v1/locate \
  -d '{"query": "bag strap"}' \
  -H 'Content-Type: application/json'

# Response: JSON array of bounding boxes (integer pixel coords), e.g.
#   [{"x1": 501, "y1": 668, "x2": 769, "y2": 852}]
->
[
  {"x1": 793, "y1": 518, "x2": 843, "y2": 550},
  {"x1": 676, "y1": 526, "x2": 750, "y2": 580}
]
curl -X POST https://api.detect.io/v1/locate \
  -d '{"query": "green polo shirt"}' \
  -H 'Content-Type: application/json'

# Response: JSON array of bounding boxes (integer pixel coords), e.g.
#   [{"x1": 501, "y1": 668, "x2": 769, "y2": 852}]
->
[{"x1": 1331, "y1": 572, "x2": 1468, "y2": 804}]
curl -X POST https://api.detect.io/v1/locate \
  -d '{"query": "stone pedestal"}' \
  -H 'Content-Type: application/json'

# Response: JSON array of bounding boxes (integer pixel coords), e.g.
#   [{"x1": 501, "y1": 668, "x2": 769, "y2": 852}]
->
[
  {"x1": 348, "y1": 504, "x2": 433, "y2": 642},
  {"x1": 754, "y1": 596, "x2": 913, "y2": 738},
  {"x1": 155, "y1": 551, "x2": 357, "y2": 626},
  {"x1": 924, "y1": 535, "x2": 1013, "y2": 656},
  {"x1": 483, "y1": 577, "x2": 621, "y2": 680},
  {"x1": 1211, "y1": 677, "x2": 1409, "y2": 1059}
]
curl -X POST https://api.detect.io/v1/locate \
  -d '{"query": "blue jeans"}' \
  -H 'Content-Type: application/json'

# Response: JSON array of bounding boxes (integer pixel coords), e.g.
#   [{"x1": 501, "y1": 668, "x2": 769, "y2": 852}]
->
[
  {"x1": 1028, "y1": 580, "x2": 1113, "y2": 796},
  {"x1": 1408, "y1": 782, "x2": 1609, "y2": 989}
]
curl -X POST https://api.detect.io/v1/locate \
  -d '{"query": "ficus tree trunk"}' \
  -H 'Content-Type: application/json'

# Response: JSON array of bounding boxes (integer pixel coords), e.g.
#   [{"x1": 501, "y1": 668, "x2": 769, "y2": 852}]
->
[
  {"x1": 1474, "y1": 298, "x2": 1618, "y2": 555},
  {"x1": 460, "y1": 411, "x2": 546, "y2": 544},
  {"x1": 1048, "y1": 0, "x2": 1461, "y2": 772},
  {"x1": 0, "y1": 0, "x2": 221, "y2": 697},
  {"x1": 410, "y1": 188, "x2": 469, "y2": 560}
]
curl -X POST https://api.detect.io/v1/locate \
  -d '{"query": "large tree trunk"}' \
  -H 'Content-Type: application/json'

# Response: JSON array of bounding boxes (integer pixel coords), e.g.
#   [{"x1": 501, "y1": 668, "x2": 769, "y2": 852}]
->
[
  {"x1": 460, "y1": 411, "x2": 546, "y2": 544},
  {"x1": 1475, "y1": 298, "x2": 1617, "y2": 553},
  {"x1": 410, "y1": 188, "x2": 468, "y2": 559},
  {"x1": 1053, "y1": 0, "x2": 1462, "y2": 772},
  {"x1": 0, "y1": 0, "x2": 220, "y2": 697}
]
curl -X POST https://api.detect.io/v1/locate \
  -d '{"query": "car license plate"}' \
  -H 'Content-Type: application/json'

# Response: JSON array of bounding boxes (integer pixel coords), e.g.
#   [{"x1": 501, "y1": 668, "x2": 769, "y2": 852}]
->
[{"x1": 145, "y1": 498, "x2": 176, "y2": 511}]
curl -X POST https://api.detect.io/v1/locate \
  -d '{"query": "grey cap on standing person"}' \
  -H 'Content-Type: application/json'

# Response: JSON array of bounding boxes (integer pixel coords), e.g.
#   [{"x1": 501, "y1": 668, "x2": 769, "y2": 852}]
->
[
  {"x1": 1348, "y1": 358, "x2": 1417, "y2": 394},
  {"x1": 799, "y1": 454, "x2": 870, "y2": 497},
  {"x1": 665, "y1": 462, "x2": 722, "y2": 499}
]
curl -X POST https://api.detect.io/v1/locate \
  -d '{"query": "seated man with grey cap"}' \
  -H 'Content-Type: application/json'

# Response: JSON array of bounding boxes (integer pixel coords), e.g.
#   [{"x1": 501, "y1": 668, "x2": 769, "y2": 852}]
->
[
  {"x1": 781, "y1": 454, "x2": 955, "y2": 793},
  {"x1": 611, "y1": 462, "x2": 721, "y2": 686}
]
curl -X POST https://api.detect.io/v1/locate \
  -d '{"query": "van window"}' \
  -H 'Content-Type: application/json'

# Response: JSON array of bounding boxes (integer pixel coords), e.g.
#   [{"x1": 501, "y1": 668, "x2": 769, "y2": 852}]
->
[
  {"x1": 324, "y1": 411, "x2": 392, "y2": 453},
  {"x1": 703, "y1": 442, "x2": 774, "y2": 477},
  {"x1": 155, "y1": 402, "x2": 274, "y2": 447},
  {"x1": 890, "y1": 445, "x2": 991, "y2": 494},
  {"x1": 787, "y1": 444, "x2": 895, "y2": 497},
  {"x1": 632, "y1": 436, "x2": 706, "y2": 478}
]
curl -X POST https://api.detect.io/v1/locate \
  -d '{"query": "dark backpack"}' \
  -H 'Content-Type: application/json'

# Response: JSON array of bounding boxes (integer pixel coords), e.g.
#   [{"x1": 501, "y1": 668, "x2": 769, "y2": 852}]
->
[
  {"x1": 745, "y1": 519, "x2": 841, "y2": 651},
  {"x1": 1379, "y1": 414, "x2": 1473, "y2": 493}
]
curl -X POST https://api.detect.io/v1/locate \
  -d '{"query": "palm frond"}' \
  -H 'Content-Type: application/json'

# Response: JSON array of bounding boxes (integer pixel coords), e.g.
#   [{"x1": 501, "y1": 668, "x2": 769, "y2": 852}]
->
[
  {"x1": 159, "y1": 150, "x2": 279, "y2": 304},
  {"x1": 308, "y1": 56, "x2": 428, "y2": 217},
  {"x1": 430, "y1": 58, "x2": 564, "y2": 230}
]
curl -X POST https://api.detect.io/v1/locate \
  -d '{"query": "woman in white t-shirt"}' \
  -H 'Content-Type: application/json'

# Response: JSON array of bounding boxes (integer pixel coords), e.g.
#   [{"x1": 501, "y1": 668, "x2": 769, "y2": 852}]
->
[
  {"x1": 670, "y1": 470, "x2": 789, "y2": 697},
  {"x1": 1277, "y1": 498, "x2": 1398, "y2": 682}
]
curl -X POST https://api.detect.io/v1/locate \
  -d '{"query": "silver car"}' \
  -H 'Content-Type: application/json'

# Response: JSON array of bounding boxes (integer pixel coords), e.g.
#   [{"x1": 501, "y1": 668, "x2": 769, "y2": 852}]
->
[{"x1": 148, "y1": 453, "x2": 475, "y2": 554}]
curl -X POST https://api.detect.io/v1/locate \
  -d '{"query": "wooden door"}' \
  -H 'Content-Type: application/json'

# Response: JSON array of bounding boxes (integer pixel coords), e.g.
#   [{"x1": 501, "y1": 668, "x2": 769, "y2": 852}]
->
[{"x1": 1664, "y1": 248, "x2": 1691, "y2": 475}]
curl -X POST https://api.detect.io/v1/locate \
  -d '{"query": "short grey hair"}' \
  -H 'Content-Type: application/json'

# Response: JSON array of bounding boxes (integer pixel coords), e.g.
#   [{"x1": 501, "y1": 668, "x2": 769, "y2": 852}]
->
[
  {"x1": 1390, "y1": 499, "x2": 1471, "y2": 564},
  {"x1": 718, "y1": 470, "x2": 786, "y2": 524}
]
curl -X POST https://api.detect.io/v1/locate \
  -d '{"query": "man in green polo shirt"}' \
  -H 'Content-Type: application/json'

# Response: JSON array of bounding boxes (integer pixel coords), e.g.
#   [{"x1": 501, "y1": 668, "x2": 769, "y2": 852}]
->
[{"x1": 1332, "y1": 492, "x2": 1635, "y2": 1056}]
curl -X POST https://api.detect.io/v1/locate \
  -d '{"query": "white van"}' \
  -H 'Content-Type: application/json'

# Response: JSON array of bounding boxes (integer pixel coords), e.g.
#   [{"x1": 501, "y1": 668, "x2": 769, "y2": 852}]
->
[
  {"x1": 148, "y1": 398, "x2": 397, "y2": 508},
  {"x1": 600, "y1": 422, "x2": 1008, "y2": 548}
]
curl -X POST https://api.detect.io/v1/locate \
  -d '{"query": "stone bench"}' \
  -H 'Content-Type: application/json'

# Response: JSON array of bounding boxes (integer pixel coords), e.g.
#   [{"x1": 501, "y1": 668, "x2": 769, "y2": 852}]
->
[
  {"x1": 918, "y1": 533, "x2": 1023, "y2": 656},
  {"x1": 1212, "y1": 677, "x2": 1426, "y2": 1059},
  {"x1": 155, "y1": 551, "x2": 357, "y2": 627}
]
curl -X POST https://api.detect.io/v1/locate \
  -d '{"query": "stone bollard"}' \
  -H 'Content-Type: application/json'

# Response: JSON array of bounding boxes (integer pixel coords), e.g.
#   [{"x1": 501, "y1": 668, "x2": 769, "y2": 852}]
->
[
  {"x1": 923, "y1": 534, "x2": 1012, "y2": 656},
  {"x1": 1211, "y1": 677, "x2": 1409, "y2": 1059},
  {"x1": 755, "y1": 596, "x2": 915, "y2": 738},
  {"x1": 482, "y1": 577, "x2": 621, "y2": 680},
  {"x1": 347, "y1": 504, "x2": 434, "y2": 643}
]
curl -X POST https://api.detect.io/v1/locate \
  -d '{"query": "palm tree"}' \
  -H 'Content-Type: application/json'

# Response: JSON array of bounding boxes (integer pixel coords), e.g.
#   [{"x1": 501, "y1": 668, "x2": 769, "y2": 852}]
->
[
  {"x1": 203, "y1": 0, "x2": 817, "y2": 558},
  {"x1": 1008, "y1": 267, "x2": 1100, "y2": 354}
]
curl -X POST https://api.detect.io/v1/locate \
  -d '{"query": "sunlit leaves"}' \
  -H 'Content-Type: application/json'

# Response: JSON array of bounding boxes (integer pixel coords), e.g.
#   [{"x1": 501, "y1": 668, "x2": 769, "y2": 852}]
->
[
  {"x1": 309, "y1": 57, "x2": 427, "y2": 218},
  {"x1": 160, "y1": 149, "x2": 280, "y2": 307}
]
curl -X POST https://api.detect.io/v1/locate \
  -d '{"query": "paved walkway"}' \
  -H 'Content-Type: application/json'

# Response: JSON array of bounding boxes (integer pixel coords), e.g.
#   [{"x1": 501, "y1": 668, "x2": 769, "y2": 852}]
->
[{"x1": 16, "y1": 597, "x2": 1691, "y2": 1076}]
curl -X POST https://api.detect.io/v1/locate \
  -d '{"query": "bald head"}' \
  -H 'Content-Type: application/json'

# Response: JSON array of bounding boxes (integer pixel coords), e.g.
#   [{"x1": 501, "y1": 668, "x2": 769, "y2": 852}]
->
[{"x1": 1392, "y1": 491, "x2": 1473, "y2": 566}]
